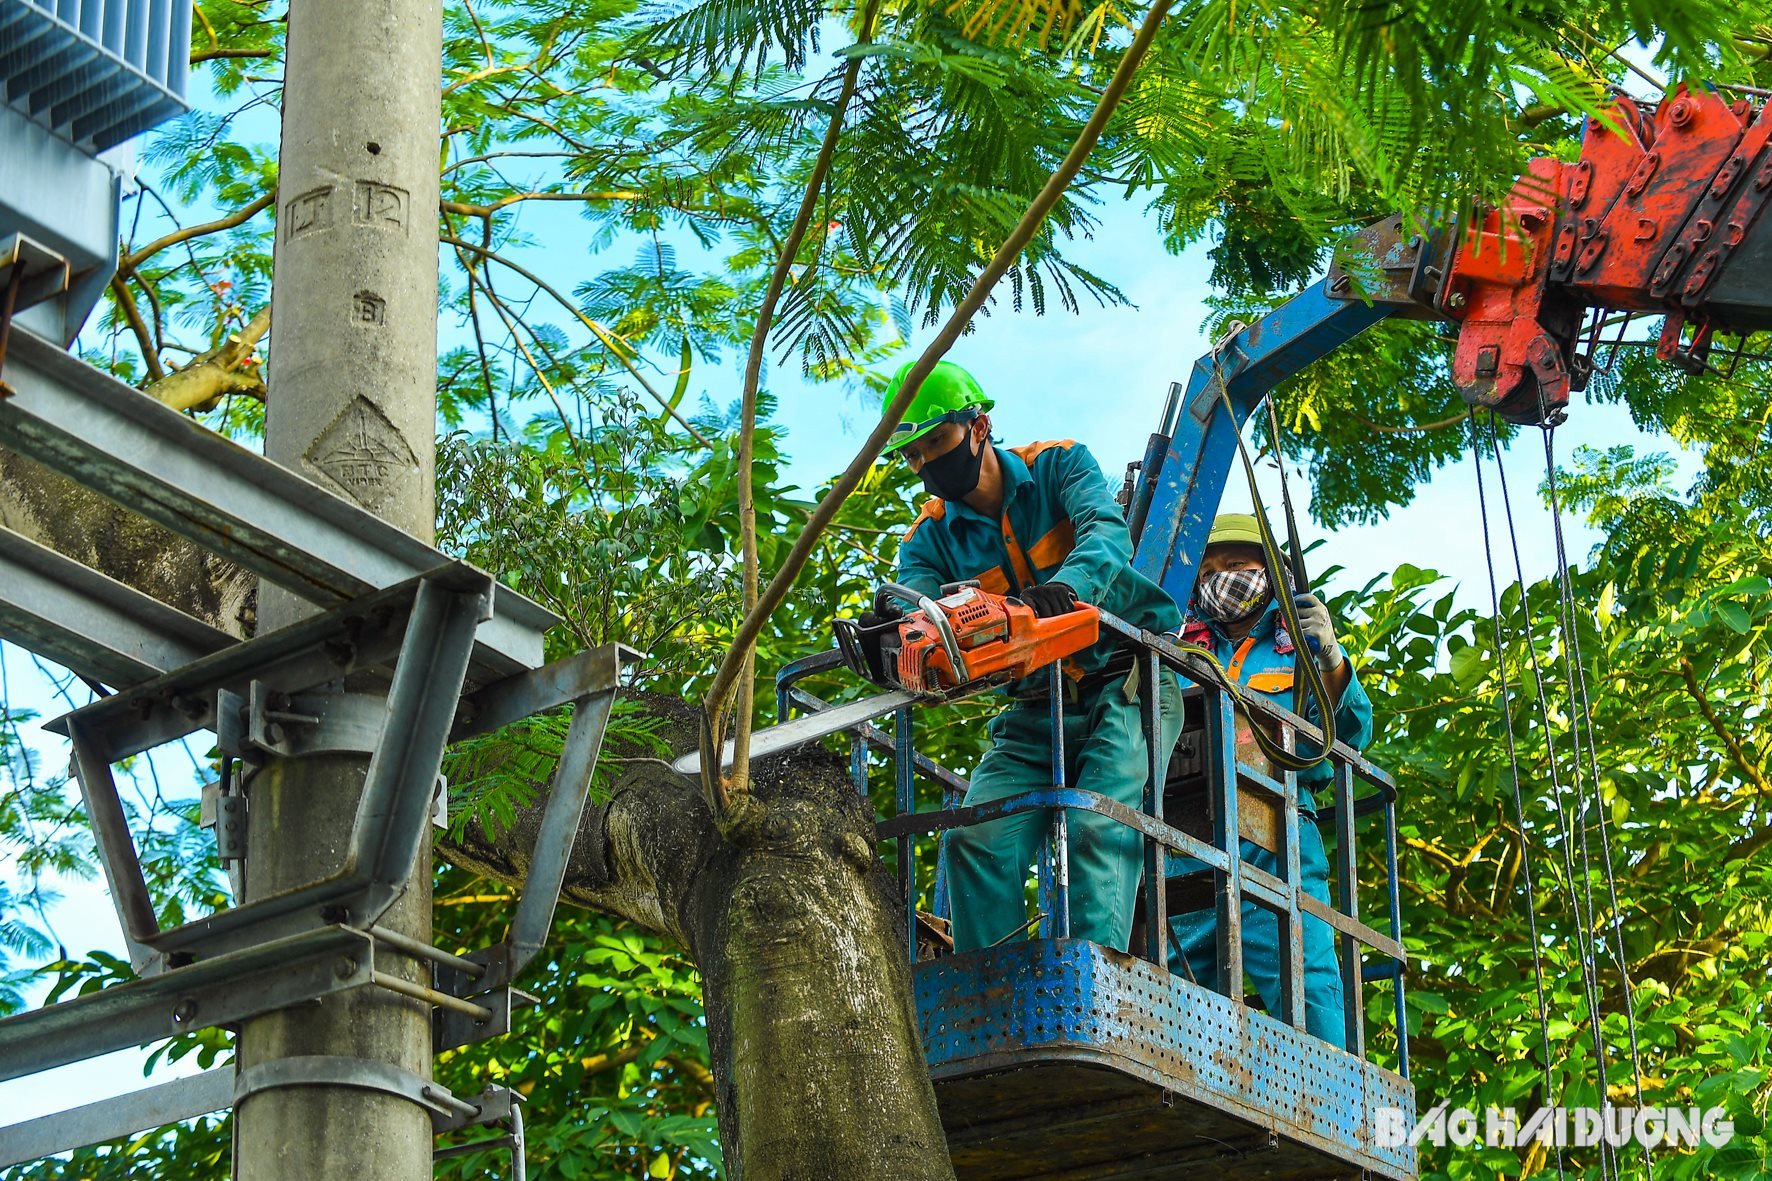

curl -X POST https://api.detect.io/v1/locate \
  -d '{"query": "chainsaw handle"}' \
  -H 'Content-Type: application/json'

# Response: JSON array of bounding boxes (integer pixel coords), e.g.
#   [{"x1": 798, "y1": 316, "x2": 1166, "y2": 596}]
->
[
  {"x1": 874, "y1": 582, "x2": 927, "y2": 614},
  {"x1": 877, "y1": 582, "x2": 971, "y2": 685}
]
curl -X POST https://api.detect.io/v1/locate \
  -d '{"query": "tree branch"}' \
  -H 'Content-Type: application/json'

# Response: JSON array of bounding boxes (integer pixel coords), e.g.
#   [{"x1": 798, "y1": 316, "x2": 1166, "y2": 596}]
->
[
  {"x1": 143, "y1": 305, "x2": 272, "y2": 412},
  {"x1": 439, "y1": 191, "x2": 646, "y2": 218},
  {"x1": 191, "y1": 47, "x2": 277, "y2": 63},
  {"x1": 443, "y1": 61, "x2": 534, "y2": 96},
  {"x1": 109, "y1": 274, "x2": 165, "y2": 381},
  {"x1": 1343, "y1": 409, "x2": 1471, "y2": 435},
  {"x1": 440, "y1": 233, "x2": 712, "y2": 446},
  {"x1": 1677, "y1": 656, "x2": 1769, "y2": 795},
  {"x1": 123, "y1": 189, "x2": 276, "y2": 271},
  {"x1": 461, "y1": 248, "x2": 589, "y2": 463},
  {"x1": 710, "y1": 0, "x2": 883, "y2": 812},
  {"x1": 703, "y1": 0, "x2": 1175, "y2": 727}
]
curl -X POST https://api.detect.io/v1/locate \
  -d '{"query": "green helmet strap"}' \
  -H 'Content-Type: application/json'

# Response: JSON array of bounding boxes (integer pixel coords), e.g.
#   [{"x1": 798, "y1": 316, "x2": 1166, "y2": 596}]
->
[{"x1": 892, "y1": 406, "x2": 978, "y2": 445}]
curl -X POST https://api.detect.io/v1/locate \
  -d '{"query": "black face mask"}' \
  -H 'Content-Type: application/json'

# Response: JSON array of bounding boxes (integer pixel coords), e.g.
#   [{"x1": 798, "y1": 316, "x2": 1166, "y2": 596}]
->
[{"x1": 920, "y1": 432, "x2": 985, "y2": 501}]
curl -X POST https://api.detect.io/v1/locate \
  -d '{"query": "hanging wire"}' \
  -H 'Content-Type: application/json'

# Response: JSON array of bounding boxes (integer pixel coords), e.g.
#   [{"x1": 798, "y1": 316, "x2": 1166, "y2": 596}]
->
[
  {"x1": 1532, "y1": 422, "x2": 1621, "y2": 1180},
  {"x1": 1204, "y1": 324, "x2": 1338, "y2": 773},
  {"x1": 1486, "y1": 419, "x2": 1617, "y2": 1181},
  {"x1": 1469, "y1": 413, "x2": 1567, "y2": 1181},
  {"x1": 1265, "y1": 389, "x2": 1318, "y2": 727},
  {"x1": 1538, "y1": 420, "x2": 1654, "y2": 1178}
]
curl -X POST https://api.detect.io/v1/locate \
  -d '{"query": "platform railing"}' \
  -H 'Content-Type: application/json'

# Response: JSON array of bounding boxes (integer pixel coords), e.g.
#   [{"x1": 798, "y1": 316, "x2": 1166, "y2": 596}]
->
[{"x1": 775, "y1": 609, "x2": 1409, "y2": 1076}]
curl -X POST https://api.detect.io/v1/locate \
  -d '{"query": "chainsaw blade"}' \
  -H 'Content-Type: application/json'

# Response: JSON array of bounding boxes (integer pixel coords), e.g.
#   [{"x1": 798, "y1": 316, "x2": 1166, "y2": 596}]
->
[{"x1": 670, "y1": 689, "x2": 921, "y2": 776}]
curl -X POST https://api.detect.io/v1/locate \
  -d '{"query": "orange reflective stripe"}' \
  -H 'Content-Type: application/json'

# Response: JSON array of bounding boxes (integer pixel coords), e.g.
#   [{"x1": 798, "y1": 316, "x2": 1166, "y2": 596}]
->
[
  {"x1": 1009, "y1": 439, "x2": 1077, "y2": 465},
  {"x1": 1245, "y1": 670, "x2": 1294, "y2": 693},
  {"x1": 1000, "y1": 514, "x2": 1036, "y2": 590},
  {"x1": 974, "y1": 567, "x2": 1011, "y2": 595},
  {"x1": 902, "y1": 498, "x2": 945, "y2": 544},
  {"x1": 1225, "y1": 636, "x2": 1259, "y2": 681},
  {"x1": 1027, "y1": 519, "x2": 1075, "y2": 569}
]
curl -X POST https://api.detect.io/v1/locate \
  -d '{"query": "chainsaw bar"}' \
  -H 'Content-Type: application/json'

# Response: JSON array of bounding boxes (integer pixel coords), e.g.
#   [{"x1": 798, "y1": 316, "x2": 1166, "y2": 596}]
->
[{"x1": 670, "y1": 689, "x2": 921, "y2": 776}]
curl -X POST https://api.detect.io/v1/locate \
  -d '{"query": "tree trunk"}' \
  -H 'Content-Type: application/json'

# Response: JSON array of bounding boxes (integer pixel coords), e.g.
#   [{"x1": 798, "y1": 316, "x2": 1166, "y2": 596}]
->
[{"x1": 445, "y1": 696, "x2": 956, "y2": 1180}]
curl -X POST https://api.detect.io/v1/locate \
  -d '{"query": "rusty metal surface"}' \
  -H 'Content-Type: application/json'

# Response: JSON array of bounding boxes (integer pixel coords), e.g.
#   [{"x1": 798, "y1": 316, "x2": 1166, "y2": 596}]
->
[{"x1": 918, "y1": 940, "x2": 1415, "y2": 1180}]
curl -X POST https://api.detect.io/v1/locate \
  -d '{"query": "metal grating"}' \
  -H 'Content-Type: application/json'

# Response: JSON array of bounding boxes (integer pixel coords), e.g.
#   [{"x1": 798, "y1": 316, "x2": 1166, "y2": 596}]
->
[
  {"x1": 0, "y1": 0, "x2": 189, "y2": 152},
  {"x1": 919, "y1": 939, "x2": 1417, "y2": 1179}
]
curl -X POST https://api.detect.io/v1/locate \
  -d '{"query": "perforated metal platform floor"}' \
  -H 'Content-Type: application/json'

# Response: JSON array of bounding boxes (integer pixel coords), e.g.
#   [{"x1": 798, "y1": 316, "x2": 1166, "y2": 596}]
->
[{"x1": 917, "y1": 940, "x2": 1416, "y2": 1180}]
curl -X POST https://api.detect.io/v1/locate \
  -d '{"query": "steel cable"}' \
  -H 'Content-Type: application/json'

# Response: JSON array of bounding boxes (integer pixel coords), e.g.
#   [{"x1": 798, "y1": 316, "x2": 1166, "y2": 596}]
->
[
  {"x1": 1532, "y1": 421, "x2": 1620, "y2": 1180},
  {"x1": 1487, "y1": 419, "x2": 1616, "y2": 1180},
  {"x1": 1470, "y1": 414, "x2": 1567, "y2": 1181},
  {"x1": 1538, "y1": 420, "x2": 1653, "y2": 1178}
]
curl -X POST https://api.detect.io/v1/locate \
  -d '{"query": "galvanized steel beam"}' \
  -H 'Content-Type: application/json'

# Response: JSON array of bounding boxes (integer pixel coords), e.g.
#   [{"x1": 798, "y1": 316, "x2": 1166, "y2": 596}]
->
[
  {"x1": 0, "y1": 525, "x2": 232, "y2": 688},
  {"x1": 0, "y1": 328, "x2": 555, "y2": 676},
  {"x1": 0, "y1": 925, "x2": 375, "y2": 1082},
  {"x1": 0, "y1": 1070, "x2": 233, "y2": 1168},
  {"x1": 48, "y1": 567, "x2": 493, "y2": 967}
]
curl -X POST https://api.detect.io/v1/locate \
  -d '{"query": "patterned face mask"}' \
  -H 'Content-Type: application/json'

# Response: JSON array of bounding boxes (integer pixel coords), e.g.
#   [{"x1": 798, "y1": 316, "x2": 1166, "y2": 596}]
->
[{"x1": 1195, "y1": 567, "x2": 1271, "y2": 623}]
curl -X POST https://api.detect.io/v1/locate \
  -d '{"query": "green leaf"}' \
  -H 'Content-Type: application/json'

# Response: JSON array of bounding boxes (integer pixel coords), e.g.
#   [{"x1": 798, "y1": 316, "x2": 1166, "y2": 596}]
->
[
  {"x1": 1714, "y1": 601, "x2": 1751, "y2": 633},
  {"x1": 1449, "y1": 646, "x2": 1487, "y2": 690}
]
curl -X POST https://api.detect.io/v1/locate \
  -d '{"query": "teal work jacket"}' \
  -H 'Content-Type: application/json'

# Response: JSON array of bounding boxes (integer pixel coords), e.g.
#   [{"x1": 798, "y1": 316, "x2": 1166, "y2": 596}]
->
[
  {"x1": 1186, "y1": 596, "x2": 1375, "y2": 802},
  {"x1": 894, "y1": 440, "x2": 1182, "y2": 693}
]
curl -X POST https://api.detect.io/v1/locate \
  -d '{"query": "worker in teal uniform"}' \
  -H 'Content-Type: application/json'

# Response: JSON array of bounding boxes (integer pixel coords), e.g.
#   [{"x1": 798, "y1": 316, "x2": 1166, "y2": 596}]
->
[
  {"x1": 1169, "y1": 512, "x2": 1374, "y2": 1049},
  {"x1": 855, "y1": 359, "x2": 1186, "y2": 953}
]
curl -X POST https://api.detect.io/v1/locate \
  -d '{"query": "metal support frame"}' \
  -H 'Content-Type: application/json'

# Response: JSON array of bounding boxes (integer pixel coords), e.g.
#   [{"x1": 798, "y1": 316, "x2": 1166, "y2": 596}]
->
[
  {"x1": 0, "y1": 1068, "x2": 234, "y2": 1168},
  {"x1": 432, "y1": 1085, "x2": 527, "y2": 1181},
  {"x1": 0, "y1": 632, "x2": 637, "y2": 1148},
  {"x1": 0, "y1": 234, "x2": 73, "y2": 389},
  {"x1": 0, "y1": 168, "x2": 639, "y2": 1172},
  {"x1": 0, "y1": 240, "x2": 21, "y2": 381},
  {"x1": 463, "y1": 669, "x2": 625, "y2": 995},
  {"x1": 0, "y1": 1065, "x2": 529, "y2": 1173},
  {"x1": 0, "y1": 522, "x2": 228, "y2": 691},
  {"x1": 0, "y1": 327, "x2": 555, "y2": 676},
  {"x1": 51, "y1": 565, "x2": 495, "y2": 972},
  {"x1": 0, "y1": 925, "x2": 376, "y2": 1081}
]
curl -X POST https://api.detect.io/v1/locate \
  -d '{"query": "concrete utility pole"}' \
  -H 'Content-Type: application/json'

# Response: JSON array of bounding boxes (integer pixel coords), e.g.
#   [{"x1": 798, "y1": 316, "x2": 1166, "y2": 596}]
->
[{"x1": 235, "y1": 0, "x2": 443, "y2": 1174}]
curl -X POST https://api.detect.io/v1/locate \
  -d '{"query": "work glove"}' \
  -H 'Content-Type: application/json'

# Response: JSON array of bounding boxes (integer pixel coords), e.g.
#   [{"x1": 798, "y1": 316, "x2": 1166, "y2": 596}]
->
[
  {"x1": 1292, "y1": 593, "x2": 1345, "y2": 672},
  {"x1": 870, "y1": 588, "x2": 908, "y2": 620},
  {"x1": 851, "y1": 589, "x2": 908, "y2": 684},
  {"x1": 1021, "y1": 582, "x2": 1078, "y2": 619}
]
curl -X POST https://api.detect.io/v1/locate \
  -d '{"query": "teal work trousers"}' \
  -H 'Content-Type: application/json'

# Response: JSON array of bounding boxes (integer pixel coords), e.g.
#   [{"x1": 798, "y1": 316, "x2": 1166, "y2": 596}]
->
[
  {"x1": 943, "y1": 667, "x2": 1184, "y2": 953},
  {"x1": 1167, "y1": 813, "x2": 1348, "y2": 1049}
]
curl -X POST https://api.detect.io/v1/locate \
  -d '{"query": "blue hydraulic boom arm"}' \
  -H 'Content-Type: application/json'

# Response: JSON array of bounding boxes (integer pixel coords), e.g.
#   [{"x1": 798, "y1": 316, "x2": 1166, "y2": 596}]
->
[{"x1": 1127, "y1": 217, "x2": 1444, "y2": 604}]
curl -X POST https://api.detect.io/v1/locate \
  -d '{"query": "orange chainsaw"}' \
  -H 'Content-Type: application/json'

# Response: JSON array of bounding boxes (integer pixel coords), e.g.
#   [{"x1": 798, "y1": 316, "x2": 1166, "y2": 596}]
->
[
  {"x1": 671, "y1": 582, "x2": 1099, "y2": 776},
  {"x1": 834, "y1": 582, "x2": 1099, "y2": 695}
]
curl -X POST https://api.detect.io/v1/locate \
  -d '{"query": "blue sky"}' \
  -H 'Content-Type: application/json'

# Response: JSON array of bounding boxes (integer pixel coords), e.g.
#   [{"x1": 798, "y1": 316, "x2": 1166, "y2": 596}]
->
[{"x1": 0, "y1": 44, "x2": 1701, "y2": 1125}]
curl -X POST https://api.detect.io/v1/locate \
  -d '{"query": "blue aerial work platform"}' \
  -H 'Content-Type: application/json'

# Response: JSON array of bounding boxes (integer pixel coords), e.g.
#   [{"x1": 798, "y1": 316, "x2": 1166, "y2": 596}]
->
[
  {"x1": 785, "y1": 623, "x2": 1413, "y2": 1179},
  {"x1": 777, "y1": 223, "x2": 1444, "y2": 1178}
]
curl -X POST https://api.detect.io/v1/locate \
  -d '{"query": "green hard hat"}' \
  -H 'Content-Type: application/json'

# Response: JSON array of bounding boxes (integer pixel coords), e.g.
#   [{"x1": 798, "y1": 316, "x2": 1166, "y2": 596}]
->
[
  {"x1": 1207, "y1": 512, "x2": 1265, "y2": 549},
  {"x1": 880, "y1": 360, "x2": 994, "y2": 454}
]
